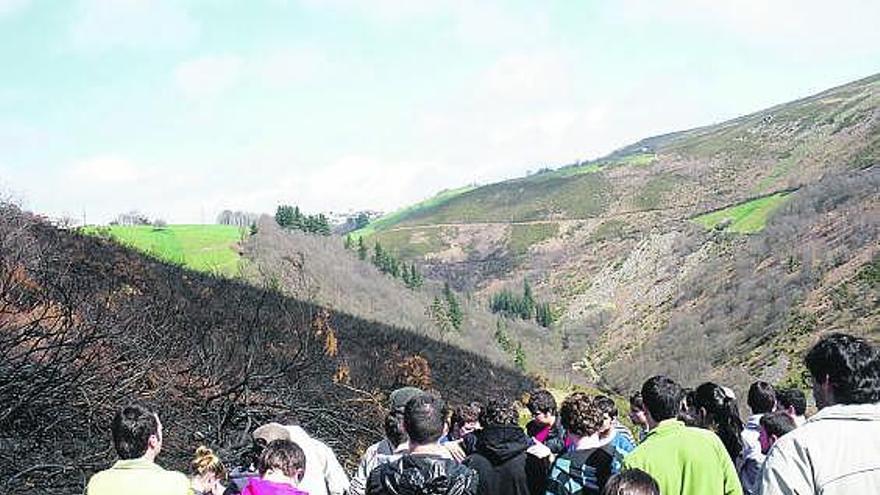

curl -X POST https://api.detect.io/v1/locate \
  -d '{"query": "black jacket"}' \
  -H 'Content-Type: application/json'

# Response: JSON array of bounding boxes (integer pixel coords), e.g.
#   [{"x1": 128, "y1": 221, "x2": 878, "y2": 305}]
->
[
  {"x1": 526, "y1": 418, "x2": 567, "y2": 455},
  {"x1": 464, "y1": 426, "x2": 547, "y2": 495},
  {"x1": 366, "y1": 453, "x2": 479, "y2": 495}
]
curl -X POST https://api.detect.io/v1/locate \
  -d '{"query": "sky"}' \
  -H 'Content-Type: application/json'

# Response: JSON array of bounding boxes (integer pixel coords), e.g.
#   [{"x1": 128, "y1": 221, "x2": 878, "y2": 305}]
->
[{"x1": 1, "y1": 0, "x2": 879, "y2": 224}]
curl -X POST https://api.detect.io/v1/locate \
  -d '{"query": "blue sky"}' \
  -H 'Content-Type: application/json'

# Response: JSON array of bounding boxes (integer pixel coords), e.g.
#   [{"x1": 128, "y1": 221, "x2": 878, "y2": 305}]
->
[{"x1": 1, "y1": 0, "x2": 879, "y2": 224}]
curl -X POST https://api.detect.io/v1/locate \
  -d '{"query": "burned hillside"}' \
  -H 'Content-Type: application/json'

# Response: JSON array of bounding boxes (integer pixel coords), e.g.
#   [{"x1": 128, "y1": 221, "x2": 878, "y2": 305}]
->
[{"x1": 0, "y1": 204, "x2": 533, "y2": 494}]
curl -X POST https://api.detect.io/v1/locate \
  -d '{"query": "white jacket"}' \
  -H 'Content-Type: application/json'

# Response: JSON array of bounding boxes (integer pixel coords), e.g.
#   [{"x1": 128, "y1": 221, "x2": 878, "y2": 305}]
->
[
  {"x1": 285, "y1": 425, "x2": 350, "y2": 495},
  {"x1": 759, "y1": 403, "x2": 880, "y2": 495}
]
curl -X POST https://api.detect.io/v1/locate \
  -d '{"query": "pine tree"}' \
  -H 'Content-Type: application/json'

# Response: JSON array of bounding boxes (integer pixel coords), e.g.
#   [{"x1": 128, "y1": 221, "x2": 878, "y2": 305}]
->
[
  {"x1": 427, "y1": 296, "x2": 453, "y2": 338},
  {"x1": 357, "y1": 237, "x2": 367, "y2": 260},
  {"x1": 520, "y1": 279, "x2": 535, "y2": 320},
  {"x1": 409, "y1": 264, "x2": 422, "y2": 288},
  {"x1": 372, "y1": 241, "x2": 384, "y2": 268},
  {"x1": 292, "y1": 206, "x2": 304, "y2": 231},
  {"x1": 443, "y1": 282, "x2": 463, "y2": 330},
  {"x1": 514, "y1": 342, "x2": 526, "y2": 371},
  {"x1": 275, "y1": 205, "x2": 294, "y2": 228},
  {"x1": 344, "y1": 234, "x2": 353, "y2": 250}
]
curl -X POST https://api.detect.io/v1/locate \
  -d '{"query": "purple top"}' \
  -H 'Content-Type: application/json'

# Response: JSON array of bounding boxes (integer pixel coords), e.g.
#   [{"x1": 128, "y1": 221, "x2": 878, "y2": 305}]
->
[{"x1": 241, "y1": 478, "x2": 309, "y2": 495}]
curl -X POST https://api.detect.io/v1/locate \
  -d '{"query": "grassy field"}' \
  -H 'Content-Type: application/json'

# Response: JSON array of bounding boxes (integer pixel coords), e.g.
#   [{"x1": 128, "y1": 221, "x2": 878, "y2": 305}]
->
[
  {"x1": 508, "y1": 223, "x2": 560, "y2": 255},
  {"x1": 693, "y1": 192, "x2": 791, "y2": 233},
  {"x1": 84, "y1": 224, "x2": 243, "y2": 276}
]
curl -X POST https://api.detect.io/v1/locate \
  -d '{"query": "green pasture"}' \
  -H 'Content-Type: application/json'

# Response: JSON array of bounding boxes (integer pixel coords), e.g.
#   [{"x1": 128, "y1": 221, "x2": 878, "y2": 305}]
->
[
  {"x1": 693, "y1": 192, "x2": 791, "y2": 234},
  {"x1": 84, "y1": 224, "x2": 243, "y2": 276}
]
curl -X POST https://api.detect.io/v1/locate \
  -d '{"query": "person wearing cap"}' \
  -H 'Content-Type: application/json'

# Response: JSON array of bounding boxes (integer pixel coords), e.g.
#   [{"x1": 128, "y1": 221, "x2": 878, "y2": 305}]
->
[{"x1": 349, "y1": 387, "x2": 422, "y2": 495}]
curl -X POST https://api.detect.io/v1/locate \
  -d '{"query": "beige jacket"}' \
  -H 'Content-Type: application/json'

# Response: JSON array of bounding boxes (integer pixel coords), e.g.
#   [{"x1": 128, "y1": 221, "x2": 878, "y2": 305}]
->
[
  {"x1": 760, "y1": 403, "x2": 880, "y2": 495},
  {"x1": 285, "y1": 425, "x2": 350, "y2": 495}
]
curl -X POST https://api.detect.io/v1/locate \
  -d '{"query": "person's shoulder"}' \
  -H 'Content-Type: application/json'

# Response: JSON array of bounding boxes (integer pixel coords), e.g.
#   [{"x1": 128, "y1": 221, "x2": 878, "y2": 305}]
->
[{"x1": 156, "y1": 468, "x2": 191, "y2": 492}]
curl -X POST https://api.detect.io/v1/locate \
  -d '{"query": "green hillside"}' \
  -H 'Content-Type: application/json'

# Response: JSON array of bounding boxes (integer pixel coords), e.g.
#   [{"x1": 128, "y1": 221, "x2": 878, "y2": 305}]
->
[
  {"x1": 346, "y1": 72, "x2": 880, "y2": 397},
  {"x1": 84, "y1": 224, "x2": 243, "y2": 276},
  {"x1": 363, "y1": 74, "x2": 880, "y2": 237},
  {"x1": 693, "y1": 192, "x2": 791, "y2": 233}
]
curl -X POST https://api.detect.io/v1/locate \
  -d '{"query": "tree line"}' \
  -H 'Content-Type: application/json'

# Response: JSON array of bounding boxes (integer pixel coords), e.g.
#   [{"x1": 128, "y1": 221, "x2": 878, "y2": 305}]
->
[
  {"x1": 344, "y1": 236, "x2": 424, "y2": 290},
  {"x1": 275, "y1": 205, "x2": 332, "y2": 235},
  {"x1": 489, "y1": 279, "x2": 556, "y2": 328}
]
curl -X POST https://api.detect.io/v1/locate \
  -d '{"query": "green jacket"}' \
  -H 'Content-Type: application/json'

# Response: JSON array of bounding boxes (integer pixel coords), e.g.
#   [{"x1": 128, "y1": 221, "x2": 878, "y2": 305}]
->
[
  {"x1": 623, "y1": 419, "x2": 742, "y2": 495},
  {"x1": 87, "y1": 457, "x2": 192, "y2": 495}
]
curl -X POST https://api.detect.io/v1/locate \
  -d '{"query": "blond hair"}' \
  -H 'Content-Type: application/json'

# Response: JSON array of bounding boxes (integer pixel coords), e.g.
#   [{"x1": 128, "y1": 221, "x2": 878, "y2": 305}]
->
[{"x1": 191, "y1": 446, "x2": 227, "y2": 479}]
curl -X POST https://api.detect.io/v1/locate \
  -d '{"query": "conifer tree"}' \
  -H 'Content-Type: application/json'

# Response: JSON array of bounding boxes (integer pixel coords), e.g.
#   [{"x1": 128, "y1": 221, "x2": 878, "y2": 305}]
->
[
  {"x1": 344, "y1": 234, "x2": 353, "y2": 250},
  {"x1": 514, "y1": 342, "x2": 526, "y2": 371},
  {"x1": 443, "y1": 282, "x2": 463, "y2": 330},
  {"x1": 521, "y1": 279, "x2": 535, "y2": 320},
  {"x1": 357, "y1": 237, "x2": 367, "y2": 260}
]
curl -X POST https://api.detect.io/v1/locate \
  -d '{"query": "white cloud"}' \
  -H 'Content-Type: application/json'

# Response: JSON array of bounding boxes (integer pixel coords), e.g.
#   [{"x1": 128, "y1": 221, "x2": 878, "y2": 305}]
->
[
  {"x1": 174, "y1": 55, "x2": 243, "y2": 101},
  {"x1": 69, "y1": 0, "x2": 198, "y2": 52},
  {"x1": 253, "y1": 46, "x2": 330, "y2": 88},
  {"x1": 68, "y1": 155, "x2": 147, "y2": 184}
]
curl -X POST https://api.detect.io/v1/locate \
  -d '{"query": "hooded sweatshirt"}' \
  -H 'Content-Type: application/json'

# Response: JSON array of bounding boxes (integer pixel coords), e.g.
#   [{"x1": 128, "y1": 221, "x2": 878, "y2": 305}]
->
[
  {"x1": 366, "y1": 453, "x2": 478, "y2": 495},
  {"x1": 241, "y1": 478, "x2": 308, "y2": 495},
  {"x1": 760, "y1": 402, "x2": 880, "y2": 495},
  {"x1": 463, "y1": 425, "x2": 544, "y2": 495}
]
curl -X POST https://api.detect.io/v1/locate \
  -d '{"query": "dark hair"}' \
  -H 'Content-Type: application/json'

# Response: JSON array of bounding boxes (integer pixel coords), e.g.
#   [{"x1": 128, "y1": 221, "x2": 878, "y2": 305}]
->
[
  {"x1": 383, "y1": 413, "x2": 408, "y2": 447},
  {"x1": 641, "y1": 376, "x2": 682, "y2": 422},
  {"x1": 678, "y1": 388, "x2": 699, "y2": 426},
  {"x1": 747, "y1": 381, "x2": 776, "y2": 414},
  {"x1": 258, "y1": 439, "x2": 305, "y2": 478},
  {"x1": 595, "y1": 395, "x2": 618, "y2": 419},
  {"x1": 629, "y1": 392, "x2": 644, "y2": 411},
  {"x1": 559, "y1": 392, "x2": 604, "y2": 437},
  {"x1": 111, "y1": 404, "x2": 159, "y2": 460},
  {"x1": 481, "y1": 398, "x2": 519, "y2": 427},
  {"x1": 760, "y1": 411, "x2": 796, "y2": 439},
  {"x1": 452, "y1": 402, "x2": 482, "y2": 427},
  {"x1": 403, "y1": 393, "x2": 447, "y2": 445},
  {"x1": 805, "y1": 333, "x2": 880, "y2": 404},
  {"x1": 776, "y1": 388, "x2": 807, "y2": 416},
  {"x1": 527, "y1": 389, "x2": 557, "y2": 415},
  {"x1": 694, "y1": 382, "x2": 744, "y2": 462},
  {"x1": 602, "y1": 469, "x2": 660, "y2": 495}
]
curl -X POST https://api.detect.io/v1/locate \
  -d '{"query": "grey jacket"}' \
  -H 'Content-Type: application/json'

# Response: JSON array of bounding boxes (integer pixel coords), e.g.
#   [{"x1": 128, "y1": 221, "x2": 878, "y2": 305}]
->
[{"x1": 759, "y1": 403, "x2": 880, "y2": 495}]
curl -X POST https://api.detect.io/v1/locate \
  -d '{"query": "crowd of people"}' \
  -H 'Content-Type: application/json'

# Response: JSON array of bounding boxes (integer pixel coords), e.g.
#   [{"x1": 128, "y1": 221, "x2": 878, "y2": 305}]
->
[{"x1": 85, "y1": 332, "x2": 880, "y2": 495}]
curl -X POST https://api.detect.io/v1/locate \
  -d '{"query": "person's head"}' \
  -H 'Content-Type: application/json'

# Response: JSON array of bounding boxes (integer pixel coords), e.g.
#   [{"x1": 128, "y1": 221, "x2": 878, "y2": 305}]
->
[
  {"x1": 601, "y1": 469, "x2": 660, "y2": 495},
  {"x1": 403, "y1": 393, "x2": 448, "y2": 446},
  {"x1": 694, "y1": 382, "x2": 744, "y2": 461},
  {"x1": 748, "y1": 381, "x2": 776, "y2": 414},
  {"x1": 594, "y1": 395, "x2": 617, "y2": 434},
  {"x1": 678, "y1": 388, "x2": 699, "y2": 426},
  {"x1": 383, "y1": 412, "x2": 408, "y2": 448},
  {"x1": 190, "y1": 446, "x2": 227, "y2": 493},
  {"x1": 805, "y1": 333, "x2": 880, "y2": 408},
  {"x1": 640, "y1": 376, "x2": 682, "y2": 425},
  {"x1": 559, "y1": 392, "x2": 604, "y2": 440},
  {"x1": 628, "y1": 392, "x2": 648, "y2": 428},
  {"x1": 527, "y1": 389, "x2": 558, "y2": 427},
  {"x1": 775, "y1": 388, "x2": 807, "y2": 418},
  {"x1": 450, "y1": 402, "x2": 482, "y2": 438},
  {"x1": 111, "y1": 404, "x2": 162, "y2": 461},
  {"x1": 758, "y1": 411, "x2": 796, "y2": 454},
  {"x1": 389, "y1": 386, "x2": 423, "y2": 415},
  {"x1": 480, "y1": 398, "x2": 519, "y2": 428},
  {"x1": 258, "y1": 439, "x2": 306, "y2": 485}
]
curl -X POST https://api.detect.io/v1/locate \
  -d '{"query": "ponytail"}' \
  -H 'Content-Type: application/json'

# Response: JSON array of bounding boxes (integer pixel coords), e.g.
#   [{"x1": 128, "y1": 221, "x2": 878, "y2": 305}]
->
[
  {"x1": 694, "y1": 382, "x2": 744, "y2": 462},
  {"x1": 191, "y1": 445, "x2": 228, "y2": 479}
]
